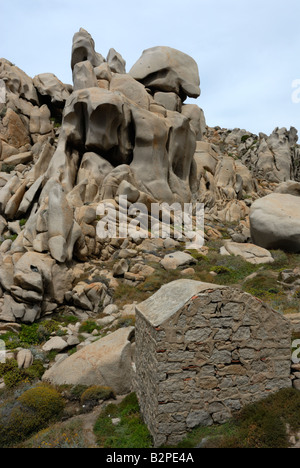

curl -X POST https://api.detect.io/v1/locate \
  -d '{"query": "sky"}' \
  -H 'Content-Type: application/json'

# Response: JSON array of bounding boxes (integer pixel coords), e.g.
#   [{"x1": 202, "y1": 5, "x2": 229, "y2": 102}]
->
[{"x1": 1, "y1": 0, "x2": 300, "y2": 135}]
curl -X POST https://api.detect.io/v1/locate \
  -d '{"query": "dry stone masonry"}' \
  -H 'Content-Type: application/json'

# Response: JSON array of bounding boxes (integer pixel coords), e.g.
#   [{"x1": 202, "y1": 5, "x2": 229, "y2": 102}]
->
[{"x1": 134, "y1": 279, "x2": 292, "y2": 446}]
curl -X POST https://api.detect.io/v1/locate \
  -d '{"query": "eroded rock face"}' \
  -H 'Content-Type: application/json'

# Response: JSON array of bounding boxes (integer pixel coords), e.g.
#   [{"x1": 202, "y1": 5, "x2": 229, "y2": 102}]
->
[
  {"x1": 71, "y1": 28, "x2": 105, "y2": 71},
  {"x1": 0, "y1": 27, "x2": 298, "y2": 326},
  {"x1": 33, "y1": 73, "x2": 70, "y2": 107},
  {"x1": 0, "y1": 29, "x2": 207, "y2": 322},
  {"x1": 0, "y1": 58, "x2": 39, "y2": 105},
  {"x1": 0, "y1": 251, "x2": 73, "y2": 323}
]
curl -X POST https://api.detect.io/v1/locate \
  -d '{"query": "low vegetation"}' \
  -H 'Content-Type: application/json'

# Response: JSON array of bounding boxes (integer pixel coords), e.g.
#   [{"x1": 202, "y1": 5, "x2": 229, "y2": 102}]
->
[
  {"x1": 94, "y1": 389, "x2": 300, "y2": 449},
  {"x1": 0, "y1": 383, "x2": 65, "y2": 447},
  {"x1": 171, "y1": 388, "x2": 300, "y2": 449},
  {"x1": 113, "y1": 242, "x2": 300, "y2": 315},
  {"x1": 94, "y1": 393, "x2": 153, "y2": 448},
  {"x1": 0, "y1": 236, "x2": 299, "y2": 448},
  {"x1": 0, "y1": 358, "x2": 44, "y2": 388}
]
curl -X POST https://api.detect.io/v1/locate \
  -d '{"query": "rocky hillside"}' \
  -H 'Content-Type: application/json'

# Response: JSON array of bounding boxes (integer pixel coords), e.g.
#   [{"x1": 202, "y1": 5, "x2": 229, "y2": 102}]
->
[{"x1": 0, "y1": 28, "x2": 300, "y2": 448}]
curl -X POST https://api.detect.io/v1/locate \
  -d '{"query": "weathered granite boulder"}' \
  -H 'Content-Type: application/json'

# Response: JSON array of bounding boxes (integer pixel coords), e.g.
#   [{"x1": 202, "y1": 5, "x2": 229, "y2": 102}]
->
[
  {"x1": 250, "y1": 193, "x2": 300, "y2": 252},
  {"x1": 71, "y1": 28, "x2": 105, "y2": 71},
  {"x1": 107, "y1": 48, "x2": 126, "y2": 74},
  {"x1": 42, "y1": 327, "x2": 135, "y2": 394},
  {"x1": 129, "y1": 46, "x2": 200, "y2": 100},
  {"x1": 274, "y1": 180, "x2": 300, "y2": 197},
  {"x1": 33, "y1": 73, "x2": 70, "y2": 107},
  {"x1": 220, "y1": 241, "x2": 274, "y2": 264},
  {"x1": 160, "y1": 251, "x2": 196, "y2": 270},
  {"x1": 0, "y1": 58, "x2": 39, "y2": 104},
  {"x1": 241, "y1": 127, "x2": 299, "y2": 183},
  {"x1": 0, "y1": 251, "x2": 73, "y2": 322}
]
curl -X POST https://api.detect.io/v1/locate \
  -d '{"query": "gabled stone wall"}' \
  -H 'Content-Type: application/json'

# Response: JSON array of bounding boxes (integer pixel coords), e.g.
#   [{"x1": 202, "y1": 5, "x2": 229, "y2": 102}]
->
[{"x1": 134, "y1": 279, "x2": 292, "y2": 447}]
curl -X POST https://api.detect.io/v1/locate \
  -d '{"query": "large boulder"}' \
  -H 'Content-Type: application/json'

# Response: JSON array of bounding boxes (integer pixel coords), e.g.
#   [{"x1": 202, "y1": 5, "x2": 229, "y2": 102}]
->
[
  {"x1": 0, "y1": 58, "x2": 39, "y2": 104},
  {"x1": 250, "y1": 193, "x2": 300, "y2": 252},
  {"x1": 71, "y1": 28, "x2": 105, "y2": 70},
  {"x1": 42, "y1": 327, "x2": 135, "y2": 394},
  {"x1": 220, "y1": 241, "x2": 274, "y2": 264},
  {"x1": 33, "y1": 73, "x2": 70, "y2": 107},
  {"x1": 129, "y1": 46, "x2": 200, "y2": 100}
]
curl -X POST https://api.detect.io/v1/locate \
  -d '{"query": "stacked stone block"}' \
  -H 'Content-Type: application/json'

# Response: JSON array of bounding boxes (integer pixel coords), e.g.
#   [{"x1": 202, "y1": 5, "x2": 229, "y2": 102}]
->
[{"x1": 134, "y1": 279, "x2": 292, "y2": 446}]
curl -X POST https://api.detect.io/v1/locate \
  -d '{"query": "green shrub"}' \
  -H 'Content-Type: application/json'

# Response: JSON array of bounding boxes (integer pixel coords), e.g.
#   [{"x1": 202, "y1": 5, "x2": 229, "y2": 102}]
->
[
  {"x1": 18, "y1": 384, "x2": 64, "y2": 420},
  {"x1": 79, "y1": 320, "x2": 102, "y2": 334},
  {"x1": 243, "y1": 272, "x2": 282, "y2": 300},
  {"x1": 18, "y1": 321, "x2": 60, "y2": 346},
  {"x1": 0, "y1": 331, "x2": 20, "y2": 350},
  {"x1": 3, "y1": 368, "x2": 28, "y2": 388},
  {"x1": 24, "y1": 360, "x2": 45, "y2": 381},
  {"x1": 0, "y1": 359, "x2": 18, "y2": 378},
  {"x1": 19, "y1": 324, "x2": 41, "y2": 346},
  {"x1": 0, "y1": 358, "x2": 45, "y2": 388},
  {"x1": 211, "y1": 265, "x2": 233, "y2": 275},
  {"x1": 0, "y1": 384, "x2": 65, "y2": 447},
  {"x1": 241, "y1": 134, "x2": 251, "y2": 143},
  {"x1": 1, "y1": 163, "x2": 15, "y2": 174},
  {"x1": 19, "y1": 218, "x2": 27, "y2": 227},
  {"x1": 186, "y1": 249, "x2": 210, "y2": 262},
  {"x1": 81, "y1": 386, "x2": 115, "y2": 407},
  {"x1": 58, "y1": 384, "x2": 89, "y2": 401}
]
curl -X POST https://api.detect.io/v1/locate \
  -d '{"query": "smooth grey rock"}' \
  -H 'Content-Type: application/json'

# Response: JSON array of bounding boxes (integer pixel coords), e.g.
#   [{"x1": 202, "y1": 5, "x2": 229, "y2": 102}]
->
[
  {"x1": 113, "y1": 258, "x2": 129, "y2": 277},
  {"x1": 154, "y1": 92, "x2": 182, "y2": 112},
  {"x1": 107, "y1": 48, "x2": 126, "y2": 74},
  {"x1": 0, "y1": 58, "x2": 39, "y2": 104},
  {"x1": 71, "y1": 28, "x2": 105, "y2": 70},
  {"x1": 73, "y1": 61, "x2": 98, "y2": 91},
  {"x1": 274, "y1": 180, "x2": 300, "y2": 197},
  {"x1": 0, "y1": 78, "x2": 6, "y2": 104},
  {"x1": 116, "y1": 180, "x2": 140, "y2": 203},
  {"x1": 42, "y1": 336, "x2": 68, "y2": 352},
  {"x1": 129, "y1": 46, "x2": 200, "y2": 99},
  {"x1": 110, "y1": 73, "x2": 150, "y2": 110},
  {"x1": 42, "y1": 327, "x2": 135, "y2": 394},
  {"x1": 160, "y1": 251, "x2": 196, "y2": 270},
  {"x1": 250, "y1": 193, "x2": 300, "y2": 252},
  {"x1": 33, "y1": 73, "x2": 70, "y2": 105},
  {"x1": 220, "y1": 241, "x2": 274, "y2": 264},
  {"x1": 17, "y1": 349, "x2": 33, "y2": 369},
  {"x1": 3, "y1": 151, "x2": 33, "y2": 166}
]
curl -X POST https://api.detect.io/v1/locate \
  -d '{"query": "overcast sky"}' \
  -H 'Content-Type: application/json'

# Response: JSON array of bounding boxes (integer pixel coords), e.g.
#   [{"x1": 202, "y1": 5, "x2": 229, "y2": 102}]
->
[{"x1": 1, "y1": 0, "x2": 300, "y2": 135}]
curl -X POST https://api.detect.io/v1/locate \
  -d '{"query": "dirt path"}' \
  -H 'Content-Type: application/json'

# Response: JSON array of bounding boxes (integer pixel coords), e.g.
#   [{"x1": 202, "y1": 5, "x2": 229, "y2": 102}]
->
[{"x1": 68, "y1": 395, "x2": 127, "y2": 448}]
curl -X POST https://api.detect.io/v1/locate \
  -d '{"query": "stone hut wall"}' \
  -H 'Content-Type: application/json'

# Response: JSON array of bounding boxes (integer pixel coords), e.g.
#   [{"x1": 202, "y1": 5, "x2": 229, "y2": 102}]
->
[{"x1": 134, "y1": 279, "x2": 292, "y2": 447}]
